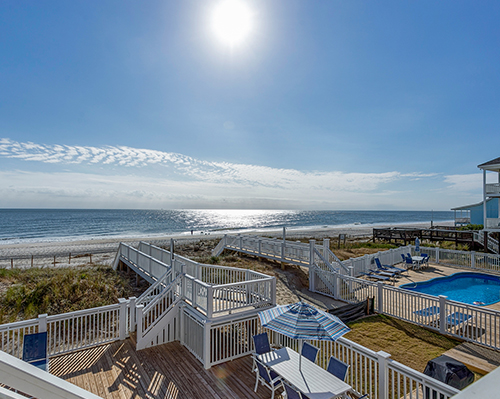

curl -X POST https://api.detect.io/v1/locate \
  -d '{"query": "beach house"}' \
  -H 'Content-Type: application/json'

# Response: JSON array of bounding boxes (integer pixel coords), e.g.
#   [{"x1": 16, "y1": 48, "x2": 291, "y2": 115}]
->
[
  {"x1": 451, "y1": 199, "x2": 499, "y2": 226},
  {"x1": 478, "y1": 157, "x2": 500, "y2": 231}
]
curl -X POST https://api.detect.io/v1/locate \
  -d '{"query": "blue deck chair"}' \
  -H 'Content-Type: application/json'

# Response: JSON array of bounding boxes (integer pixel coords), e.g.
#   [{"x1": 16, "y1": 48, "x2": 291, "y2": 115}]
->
[
  {"x1": 369, "y1": 268, "x2": 396, "y2": 279},
  {"x1": 363, "y1": 272, "x2": 390, "y2": 282},
  {"x1": 254, "y1": 358, "x2": 283, "y2": 399},
  {"x1": 401, "y1": 254, "x2": 406, "y2": 264},
  {"x1": 301, "y1": 342, "x2": 319, "y2": 363},
  {"x1": 374, "y1": 258, "x2": 405, "y2": 274},
  {"x1": 446, "y1": 312, "x2": 473, "y2": 333},
  {"x1": 405, "y1": 256, "x2": 415, "y2": 269},
  {"x1": 327, "y1": 356, "x2": 350, "y2": 381},
  {"x1": 283, "y1": 382, "x2": 309, "y2": 399},
  {"x1": 414, "y1": 306, "x2": 440, "y2": 318},
  {"x1": 22, "y1": 331, "x2": 48, "y2": 371},
  {"x1": 252, "y1": 332, "x2": 272, "y2": 372}
]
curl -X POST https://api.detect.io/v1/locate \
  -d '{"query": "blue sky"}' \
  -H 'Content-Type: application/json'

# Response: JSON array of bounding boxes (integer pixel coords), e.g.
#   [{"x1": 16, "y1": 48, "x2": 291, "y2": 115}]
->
[{"x1": 1, "y1": 1, "x2": 499, "y2": 210}]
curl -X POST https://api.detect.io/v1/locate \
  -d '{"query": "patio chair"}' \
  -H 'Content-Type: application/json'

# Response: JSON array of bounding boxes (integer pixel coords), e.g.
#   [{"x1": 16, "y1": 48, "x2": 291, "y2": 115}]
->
[
  {"x1": 446, "y1": 312, "x2": 473, "y2": 334},
  {"x1": 327, "y1": 356, "x2": 350, "y2": 381},
  {"x1": 252, "y1": 332, "x2": 272, "y2": 372},
  {"x1": 400, "y1": 254, "x2": 406, "y2": 264},
  {"x1": 301, "y1": 342, "x2": 319, "y2": 363},
  {"x1": 362, "y1": 272, "x2": 390, "y2": 282},
  {"x1": 283, "y1": 382, "x2": 308, "y2": 399},
  {"x1": 374, "y1": 258, "x2": 405, "y2": 274},
  {"x1": 254, "y1": 358, "x2": 283, "y2": 399},
  {"x1": 22, "y1": 331, "x2": 48, "y2": 371},
  {"x1": 413, "y1": 306, "x2": 440, "y2": 326},
  {"x1": 405, "y1": 256, "x2": 416, "y2": 269},
  {"x1": 369, "y1": 268, "x2": 396, "y2": 279}
]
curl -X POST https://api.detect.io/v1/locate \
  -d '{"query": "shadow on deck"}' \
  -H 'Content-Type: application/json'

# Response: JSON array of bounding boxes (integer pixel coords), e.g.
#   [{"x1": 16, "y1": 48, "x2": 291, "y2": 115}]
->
[{"x1": 50, "y1": 339, "x2": 271, "y2": 399}]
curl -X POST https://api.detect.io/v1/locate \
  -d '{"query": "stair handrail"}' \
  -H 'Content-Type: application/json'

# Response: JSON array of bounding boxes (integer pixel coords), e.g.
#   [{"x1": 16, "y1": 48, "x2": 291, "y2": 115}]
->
[
  {"x1": 136, "y1": 269, "x2": 173, "y2": 307},
  {"x1": 322, "y1": 246, "x2": 349, "y2": 273}
]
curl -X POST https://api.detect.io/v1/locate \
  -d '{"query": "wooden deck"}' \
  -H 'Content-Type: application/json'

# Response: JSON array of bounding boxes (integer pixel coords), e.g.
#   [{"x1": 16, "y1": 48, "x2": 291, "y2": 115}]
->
[{"x1": 50, "y1": 339, "x2": 272, "y2": 399}]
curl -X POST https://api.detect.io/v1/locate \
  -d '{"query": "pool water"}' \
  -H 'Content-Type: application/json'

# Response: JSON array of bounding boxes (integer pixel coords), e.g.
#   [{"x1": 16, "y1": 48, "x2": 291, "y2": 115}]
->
[{"x1": 400, "y1": 272, "x2": 500, "y2": 306}]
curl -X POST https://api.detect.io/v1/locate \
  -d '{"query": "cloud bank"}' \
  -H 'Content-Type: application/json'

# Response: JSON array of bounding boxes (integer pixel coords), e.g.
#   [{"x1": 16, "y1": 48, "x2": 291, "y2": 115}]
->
[{"x1": 0, "y1": 138, "x2": 474, "y2": 209}]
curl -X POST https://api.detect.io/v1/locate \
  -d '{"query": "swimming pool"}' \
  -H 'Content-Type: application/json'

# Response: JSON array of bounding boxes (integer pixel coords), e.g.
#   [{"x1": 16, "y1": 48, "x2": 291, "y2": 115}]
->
[{"x1": 400, "y1": 272, "x2": 500, "y2": 306}]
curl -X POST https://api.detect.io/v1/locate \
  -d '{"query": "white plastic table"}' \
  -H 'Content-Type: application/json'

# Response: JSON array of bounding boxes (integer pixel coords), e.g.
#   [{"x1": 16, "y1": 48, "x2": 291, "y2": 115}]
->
[
  {"x1": 412, "y1": 256, "x2": 424, "y2": 268},
  {"x1": 258, "y1": 347, "x2": 352, "y2": 399}
]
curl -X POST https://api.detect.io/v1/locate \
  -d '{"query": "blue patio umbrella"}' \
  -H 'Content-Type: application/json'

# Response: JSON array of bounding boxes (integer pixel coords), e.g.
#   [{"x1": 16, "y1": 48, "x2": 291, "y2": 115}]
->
[
  {"x1": 415, "y1": 237, "x2": 420, "y2": 253},
  {"x1": 258, "y1": 301, "x2": 350, "y2": 369}
]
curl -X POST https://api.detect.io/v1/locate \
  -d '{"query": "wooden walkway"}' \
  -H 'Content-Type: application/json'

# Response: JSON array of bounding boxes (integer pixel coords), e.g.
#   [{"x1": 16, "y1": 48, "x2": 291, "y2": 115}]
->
[{"x1": 50, "y1": 339, "x2": 271, "y2": 399}]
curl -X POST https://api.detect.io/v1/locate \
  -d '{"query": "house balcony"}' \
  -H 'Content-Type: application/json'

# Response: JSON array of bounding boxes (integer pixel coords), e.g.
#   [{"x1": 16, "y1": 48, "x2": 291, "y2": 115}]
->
[
  {"x1": 486, "y1": 183, "x2": 500, "y2": 197},
  {"x1": 486, "y1": 218, "x2": 500, "y2": 230},
  {"x1": 455, "y1": 217, "x2": 470, "y2": 225}
]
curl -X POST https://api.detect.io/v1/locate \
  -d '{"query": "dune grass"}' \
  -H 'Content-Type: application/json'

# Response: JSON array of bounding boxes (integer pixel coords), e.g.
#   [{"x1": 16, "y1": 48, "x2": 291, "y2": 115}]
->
[{"x1": 0, "y1": 265, "x2": 135, "y2": 323}]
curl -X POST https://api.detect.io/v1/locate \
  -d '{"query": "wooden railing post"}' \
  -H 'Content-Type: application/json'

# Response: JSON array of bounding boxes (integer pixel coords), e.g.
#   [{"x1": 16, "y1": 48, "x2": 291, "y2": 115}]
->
[
  {"x1": 377, "y1": 282, "x2": 384, "y2": 313},
  {"x1": 271, "y1": 278, "x2": 277, "y2": 306},
  {"x1": 118, "y1": 298, "x2": 128, "y2": 340},
  {"x1": 136, "y1": 305, "x2": 144, "y2": 341},
  {"x1": 377, "y1": 351, "x2": 391, "y2": 399},
  {"x1": 129, "y1": 297, "x2": 137, "y2": 332},
  {"x1": 439, "y1": 295, "x2": 447, "y2": 335},
  {"x1": 38, "y1": 313, "x2": 48, "y2": 333},
  {"x1": 203, "y1": 321, "x2": 212, "y2": 369}
]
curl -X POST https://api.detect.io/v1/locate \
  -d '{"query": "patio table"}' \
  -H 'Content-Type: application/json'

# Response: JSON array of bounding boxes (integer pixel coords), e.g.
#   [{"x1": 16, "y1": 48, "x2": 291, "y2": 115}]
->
[
  {"x1": 412, "y1": 256, "x2": 424, "y2": 268},
  {"x1": 258, "y1": 347, "x2": 352, "y2": 399}
]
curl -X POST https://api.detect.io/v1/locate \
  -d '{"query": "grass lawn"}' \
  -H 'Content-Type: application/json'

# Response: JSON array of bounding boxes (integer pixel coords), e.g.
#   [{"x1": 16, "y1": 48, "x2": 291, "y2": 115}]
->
[{"x1": 345, "y1": 314, "x2": 462, "y2": 373}]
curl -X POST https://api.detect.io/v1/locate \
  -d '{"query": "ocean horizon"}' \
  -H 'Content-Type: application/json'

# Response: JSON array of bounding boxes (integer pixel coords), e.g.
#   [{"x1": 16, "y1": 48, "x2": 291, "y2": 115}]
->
[{"x1": 0, "y1": 209, "x2": 454, "y2": 245}]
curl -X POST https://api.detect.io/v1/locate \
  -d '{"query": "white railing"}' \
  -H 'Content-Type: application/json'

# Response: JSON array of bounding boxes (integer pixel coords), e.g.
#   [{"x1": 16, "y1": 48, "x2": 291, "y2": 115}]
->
[
  {"x1": 332, "y1": 271, "x2": 500, "y2": 350},
  {"x1": 138, "y1": 274, "x2": 183, "y2": 339},
  {"x1": 116, "y1": 243, "x2": 170, "y2": 281},
  {"x1": 485, "y1": 183, "x2": 500, "y2": 195},
  {"x1": 0, "y1": 299, "x2": 131, "y2": 360},
  {"x1": 136, "y1": 269, "x2": 173, "y2": 307},
  {"x1": 214, "y1": 234, "x2": 347, "y2": 270},
  {"x1": 202, "y1": 313, "x2": 458, "y2": 398},
  {"x1": 486, "y1": 218, "x2": 500, "y2": 229},
  {"x1": 0, "y1": 351, "x2": 102, "y2": 399}
]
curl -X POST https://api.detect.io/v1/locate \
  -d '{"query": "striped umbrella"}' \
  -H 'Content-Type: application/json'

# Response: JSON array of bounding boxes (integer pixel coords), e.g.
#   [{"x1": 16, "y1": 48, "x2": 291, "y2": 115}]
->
[{"x1": 258, "y1": 301, "x2": 350, "y2": 369}]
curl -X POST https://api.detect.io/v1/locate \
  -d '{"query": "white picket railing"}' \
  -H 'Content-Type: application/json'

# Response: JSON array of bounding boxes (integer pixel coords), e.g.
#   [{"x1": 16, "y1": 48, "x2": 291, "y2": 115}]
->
[
  {"x1": 0, "y1": 299, "x2": 131, "y2": 360},
  {"x1": 0, "y1": 351, "x2": 102, "y2": 399},
  {"x1": 201, "y1": 313, "x2": 459, "y2": 398},
  {"x1": 213, "y1": 234, "x2": 347, "y2": 272}
]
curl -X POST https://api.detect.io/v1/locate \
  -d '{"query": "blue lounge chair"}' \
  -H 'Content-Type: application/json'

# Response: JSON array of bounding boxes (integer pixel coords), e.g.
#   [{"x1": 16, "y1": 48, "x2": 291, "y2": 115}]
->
[
  {"x1": 363, "y1": 272, "x2": 390, "y2": 282},
  {"x1": 301, "y1": 342, "x2": 319, "y2": 363},
  {"x1": 327, "y1": 356, "x2": 350, "y2": 381},
  {"x1": 375, "y1": 258, "x2": 405, "y2": 274},
  {"x1": 22, "y1": 331, "x2": 48, "y2": 371},
  {"x1": 446, "y1": 312, "x2": 473, "y2": 333},
  {"x1": 254, "y1": 358, "x2": 283, "y2": 399},
  {"x1": 369, "y1": 268, "x2": 396, "y2": 279},
  {"x1": 414, "y1": 306, "x2": 440, "y2": 318}
]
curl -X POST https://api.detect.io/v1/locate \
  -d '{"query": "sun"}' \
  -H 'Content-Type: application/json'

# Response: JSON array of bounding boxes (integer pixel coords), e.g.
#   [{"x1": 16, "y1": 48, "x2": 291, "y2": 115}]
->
[{"x1": 211, "y1": 0, "x2": 252, "y2": 46}]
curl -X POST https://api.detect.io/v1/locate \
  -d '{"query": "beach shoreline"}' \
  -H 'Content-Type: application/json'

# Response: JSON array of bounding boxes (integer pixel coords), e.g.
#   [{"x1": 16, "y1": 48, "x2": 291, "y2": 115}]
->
[{"x1": 0, "y1": 221, "x2": 454, "y2": 259}]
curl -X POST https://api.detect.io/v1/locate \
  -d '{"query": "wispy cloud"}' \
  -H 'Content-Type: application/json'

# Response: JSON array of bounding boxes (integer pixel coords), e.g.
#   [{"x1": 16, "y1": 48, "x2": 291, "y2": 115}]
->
[
  {"x1": 0, "y1": 138, "x2": 455, "y2": 209},
  {"x1": 443, "y1": 173, "x2": 483, "y2": 193},
  {"x1": 0, "y1": 138, "x2": 428, "y2": 191}
]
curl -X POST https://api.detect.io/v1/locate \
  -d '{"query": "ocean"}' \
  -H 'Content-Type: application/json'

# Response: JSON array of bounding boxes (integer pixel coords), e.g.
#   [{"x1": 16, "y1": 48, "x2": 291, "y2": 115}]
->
[{"x1": 0, "y1": 209, "x2": 454, "y2": 245}]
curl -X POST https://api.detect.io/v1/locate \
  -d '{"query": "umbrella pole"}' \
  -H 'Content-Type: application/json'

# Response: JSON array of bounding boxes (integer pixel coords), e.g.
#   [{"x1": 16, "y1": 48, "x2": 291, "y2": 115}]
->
[{"x1": 299, "y1": 340, "x2": 303, "y2": 370}]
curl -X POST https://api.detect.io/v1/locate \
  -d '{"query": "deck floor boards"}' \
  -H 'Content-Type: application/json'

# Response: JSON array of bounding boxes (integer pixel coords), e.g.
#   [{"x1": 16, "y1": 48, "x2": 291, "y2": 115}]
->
[{"x1": 50, "y1": 339, "x2": 273, "y2": 399}]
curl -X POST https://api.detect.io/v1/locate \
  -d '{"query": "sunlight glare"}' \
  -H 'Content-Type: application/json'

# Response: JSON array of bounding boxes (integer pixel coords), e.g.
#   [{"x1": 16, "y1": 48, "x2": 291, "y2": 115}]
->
[{"x1": 211, "y1": 0, "x2": 252, "y2": 46}]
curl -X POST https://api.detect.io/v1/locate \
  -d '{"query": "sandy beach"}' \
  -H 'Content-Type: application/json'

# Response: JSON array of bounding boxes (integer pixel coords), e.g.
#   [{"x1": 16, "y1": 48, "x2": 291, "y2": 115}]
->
[{"x1": 0, "y1": 221, "x2": 452, "y2": 270}]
